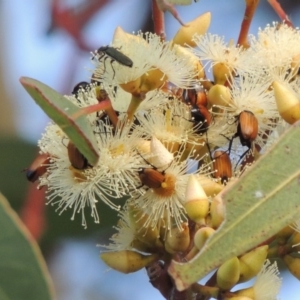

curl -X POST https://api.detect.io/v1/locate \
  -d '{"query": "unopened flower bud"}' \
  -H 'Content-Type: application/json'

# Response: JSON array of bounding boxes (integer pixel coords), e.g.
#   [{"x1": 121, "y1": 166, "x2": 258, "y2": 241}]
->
[
  {"x1": 287, "y1": 231, "x2": 300, "y2": 252},
  {"x1": 150, "y1": 136, "x2": 174, "y2": 168},
  {"x1": 283, "y1": 254, "x2": 300, "y2": 279},
  {"x1": 120, "y1": 77, "x2": 141, "y2": 95},
  {"x1": 217, "y1": 256, "x2": 240, "y2": 290},
  {"x1": 272, "y1": 80, "x2": 300, "y2": 124},
  {"x1": 207, "y1": 84, "x2": 233, "y2": 108},
  {"x1": 194, "y1": 227, "x2": 215, "y2": 250},
  {"x1": 197, "y1": 175, "x2": 224, "y2": 197},
  {"x1": 140, "y1": 69, "x2": 166, "y2": 93},
  {"x1": 172, "y1": 12, "x2": 211, "y2": 47},
  {"x1": 275, "y1": 225, "x2": 295, "y2": 245},
  {"x1": 173, "y1": 45, "x2": 205, "y2": 80},
  {"x1": 113, "y1": 26, "x2": 147, "y2": 45},
  {"x1": 131, "y1": 238, "x2": 154, "y2": 253},
  {"x1": 213, "y1": 63, "x2": 232, "y2": 85},
  {"x1": 291, "y1": 53, "x2": 300, "y2": 77},
  {"x1": 101, "y1": 250, "x2": 159, "y2": 273},
  {"x1": 238, "y1": 245, "x2": 268, "y2": 283},
  {"x1": 128, "y1": 205, "x2": 163, "y2": 248},
  {"x1": 165, "y1": 223, "x2": 190, "y2": 254},
  {"x1": 210, "y1": 194, "x2": 225, "y2": 229},
  {"x1": 184, "y1": 175, "x2": 209, "y2": 224}
]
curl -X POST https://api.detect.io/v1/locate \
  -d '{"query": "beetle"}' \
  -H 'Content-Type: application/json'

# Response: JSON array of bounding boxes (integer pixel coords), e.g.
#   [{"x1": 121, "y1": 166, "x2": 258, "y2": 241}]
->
[
  {"x1": 67, "y1": 142, "x2": 89, "y2": 170},
  {"x1": 138, "y1": 168, "x2": 166, "y2": 189},
  {"x1": 25, "y1": 153, "x2": 50, "y2": 182},
  {"x1": 224, "y1": 110, "x2": 258, "y2": 168},
  {"x1": 136, "y1": 151, "x2": 174, "y2": 191},
  {"x1": 72, "y1": 81, "x2": 90, "y2": 97},
  {"x1": 237, "y1": 110, "x2": 258, "y2": 148},
  {"x1": 212, "y1": 150, "x2": 232, "y2": 184},
  {"x1": 179, "y1": 88, "x2": 212, "y2": 135},
  {"x1": 182, "y1": 88, "x2": 208, "y2": 108},
  {"x1": 94, "y1": 46, "x2": 133, "y2": 78},
  {"x1": 190, "y1": 104, "x2": 212, "y2": 135},
  {"x1": 137, "y1": 153, "x2": 166, "y2": 189}
]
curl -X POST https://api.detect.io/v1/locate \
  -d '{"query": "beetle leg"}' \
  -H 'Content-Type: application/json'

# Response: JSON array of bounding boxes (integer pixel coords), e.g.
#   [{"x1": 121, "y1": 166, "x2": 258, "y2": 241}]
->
[
  {"x1": 110, "y1": 58, "x2": 116, "y2": 79},
  {"x1": 234, "y1": 147, "x2": 251, "y2": 172}
]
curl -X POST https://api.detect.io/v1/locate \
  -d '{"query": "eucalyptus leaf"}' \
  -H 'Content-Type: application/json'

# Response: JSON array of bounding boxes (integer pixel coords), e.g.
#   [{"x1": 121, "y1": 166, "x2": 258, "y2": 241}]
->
[
  {"x1": 0, "y1": 193, "x2": 55, "y2": 299},
  {"x1": 20, "y1": 77, "x2": 99, "y2": 166},
  {"x1": 169, "y1": 121, "x2": 300, "y2": 290}
]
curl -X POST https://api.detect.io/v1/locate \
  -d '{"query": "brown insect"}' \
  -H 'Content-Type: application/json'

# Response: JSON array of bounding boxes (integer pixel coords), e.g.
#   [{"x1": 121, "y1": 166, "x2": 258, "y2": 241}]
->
[
  {"x1": 25, "y1": 153, "x2": 50, "y2": 182},
  {"x1": 67, "y1": 142, "x2": 89, "y2": 170},
  {"x1": 224, "y1": 110, "x2": 258, "y2": 169},
  {"x1": 212, "y1": 150, "x2": 233, "y2": 184}
]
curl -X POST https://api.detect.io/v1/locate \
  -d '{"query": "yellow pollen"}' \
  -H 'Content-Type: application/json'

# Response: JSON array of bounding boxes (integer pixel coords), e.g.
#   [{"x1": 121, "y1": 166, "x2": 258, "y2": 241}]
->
[
  {"x1": 110, "y1": 144, "x2": 125, "y2": 156},
  {"x1": 153, "y1": 173, "x2": 176, "y2": 197}
]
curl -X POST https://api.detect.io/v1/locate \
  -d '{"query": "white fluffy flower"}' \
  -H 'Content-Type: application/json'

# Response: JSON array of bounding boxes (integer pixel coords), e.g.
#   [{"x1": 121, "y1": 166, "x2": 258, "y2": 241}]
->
[
  {"x1": 212, "y1": 73, "x2": 280, "y2": 150},
  {"x1": 135, "y1": 97, "x2": 206, "y2": 151},
  {"x1": 192, "y1": 33, "x2": 252, "y2": 76},
  {"x1": 92, "y1": 27, "x2": 199, "y2": 89},
  {"x1": 253, "y1": 260, "x2": 282, "y2": 300},
  {"x1": 39, "y1": 88, "x2": 149, "y2": 226},
  {"x1": 100, "y1": 209, "x2": 136, "y2": 252},
  {"x1": 38, "y1": 110, "x2": 146, "y2": 227},
  {"x1": 249, "y1": 22, "x2": 300, "y2": 71}
]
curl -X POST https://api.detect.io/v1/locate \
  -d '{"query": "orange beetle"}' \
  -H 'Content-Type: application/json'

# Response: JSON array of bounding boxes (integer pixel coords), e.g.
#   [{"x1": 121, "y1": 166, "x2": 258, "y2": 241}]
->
[
  {"x1": 212, "y1": 151, "x2": 232, "y2": 184},
  {"x1": 67, "y1": 142, "x2": 89, "y2": 170},
  {"x1": 237, "y1": 110, "x2": 258, "y2": 147},
  {"x1": 138, "y1": 168, "x2": 166, "y2": 189}
]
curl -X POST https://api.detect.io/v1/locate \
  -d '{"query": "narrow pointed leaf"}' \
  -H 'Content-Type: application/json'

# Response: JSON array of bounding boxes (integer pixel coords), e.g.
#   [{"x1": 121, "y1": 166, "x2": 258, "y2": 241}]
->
[
  {"x1": 20, "y1": 77, "x2": 99, "y2": 166},
  {"x1": 0, "y1": 193, "x2": 55, "y2": 299},
  {"x1": 169, "y1": 121, "x2": 300, "y2": 290}
]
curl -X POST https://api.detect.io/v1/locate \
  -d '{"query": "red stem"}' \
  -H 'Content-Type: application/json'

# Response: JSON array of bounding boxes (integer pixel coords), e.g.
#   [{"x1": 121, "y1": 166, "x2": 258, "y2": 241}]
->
[
  {"x1": 152, "y1": 0, "x2": 166, "y2": 40},
  {"x1": 70, "y1": 100, "x2": 112, "y2": 120},
  {"x1": 267, "y1": 0, "x2": 294, "y2": 28},
  {"x1": 237, "y1": 0, "x2": 260, "y2": 48}
]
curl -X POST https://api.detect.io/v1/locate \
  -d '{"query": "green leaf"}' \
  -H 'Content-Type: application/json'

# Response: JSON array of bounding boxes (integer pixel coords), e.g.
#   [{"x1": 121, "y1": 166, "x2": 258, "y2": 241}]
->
[
  {"x1": 19, "y1": 77, "x2": 99, "y2": 166},
  {"x1": 169, "y1": 121, "x2": 300, "y2": 290},
  {"x1": 0, "y1": 193, "x2": 55, "y2": 299}
]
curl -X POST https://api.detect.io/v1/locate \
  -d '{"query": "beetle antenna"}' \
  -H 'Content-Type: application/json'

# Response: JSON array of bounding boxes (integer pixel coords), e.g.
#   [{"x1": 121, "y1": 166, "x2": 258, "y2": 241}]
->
[{"x1": 136, "y1": 149, "x2": 157, "y2": 170}]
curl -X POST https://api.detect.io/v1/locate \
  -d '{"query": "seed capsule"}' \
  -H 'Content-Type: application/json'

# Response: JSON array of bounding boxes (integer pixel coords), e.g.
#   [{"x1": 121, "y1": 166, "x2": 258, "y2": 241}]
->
[
  {"x1": 26, "y1": 153, "x2": 50, "y2": 182},
  {"x1": 213, "y1": 151, "x2": 232, "y2": 184},
  {"x1": 67, "y1": 141, "x2": 89, "y2": 170}
]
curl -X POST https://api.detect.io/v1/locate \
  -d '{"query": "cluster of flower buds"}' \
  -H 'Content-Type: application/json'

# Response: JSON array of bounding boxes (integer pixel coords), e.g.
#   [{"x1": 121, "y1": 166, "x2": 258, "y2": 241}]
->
[{"x1": 24, "y1": 6, "x2": 300, "y2": 299}]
